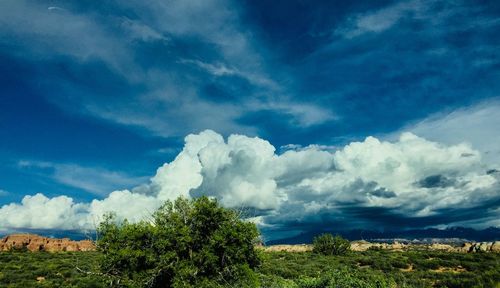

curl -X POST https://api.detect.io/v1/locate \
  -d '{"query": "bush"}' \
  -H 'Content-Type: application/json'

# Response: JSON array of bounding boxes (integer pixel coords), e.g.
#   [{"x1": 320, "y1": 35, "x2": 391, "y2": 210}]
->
[
  {"x1": 313, "y1": 234, "x2": 350, "y2": 256},
  {"x1": 296, "y1": 267, "x2": 395, "y2": 288},
  {"x1": 97, "y1": 196, "x2": 261, "y2": 287}
]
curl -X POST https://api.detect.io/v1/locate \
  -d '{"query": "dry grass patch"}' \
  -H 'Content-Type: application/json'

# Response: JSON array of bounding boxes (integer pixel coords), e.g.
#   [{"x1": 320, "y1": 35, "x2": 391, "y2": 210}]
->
[
  {"x1": 400, "y1": 264, "x2": 414, "y2": 272},
  {"x1": 432, "y1": 266, "x2": 466, "y2": 273}
]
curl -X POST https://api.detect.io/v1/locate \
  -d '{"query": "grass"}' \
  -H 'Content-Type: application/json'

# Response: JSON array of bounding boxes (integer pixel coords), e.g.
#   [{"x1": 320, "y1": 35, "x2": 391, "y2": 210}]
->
[
  {"x1": 0, "y1": 251, "x2": 106, "y2": 287},
  {"x1": 0, "y1": 249, "x2": 498, "y2": 287},
  {"x1": 258, "y1": 249, "x2": 500, "y2": 287}
]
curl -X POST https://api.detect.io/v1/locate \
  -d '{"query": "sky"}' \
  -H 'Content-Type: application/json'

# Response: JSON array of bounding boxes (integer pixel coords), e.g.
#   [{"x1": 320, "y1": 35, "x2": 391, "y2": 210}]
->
[{"x1": 0, "y1": 0, "x2": 499, "y2": 240}]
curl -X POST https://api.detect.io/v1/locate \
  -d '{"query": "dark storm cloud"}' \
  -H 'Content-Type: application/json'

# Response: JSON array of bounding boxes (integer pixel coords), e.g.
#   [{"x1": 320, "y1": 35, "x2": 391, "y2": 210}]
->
[
  {"x1": 264, "y1": 194, "x2": 500, "y2": 235},
  {"x1": 416, "y1": 175, "x2": 457, "y2": 189}
]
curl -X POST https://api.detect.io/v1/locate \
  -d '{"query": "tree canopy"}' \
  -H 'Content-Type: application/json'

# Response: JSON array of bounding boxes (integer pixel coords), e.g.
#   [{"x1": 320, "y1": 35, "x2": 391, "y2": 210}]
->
[{"x1": 97, "y1": 196, "x2": 261, "y2": 287}]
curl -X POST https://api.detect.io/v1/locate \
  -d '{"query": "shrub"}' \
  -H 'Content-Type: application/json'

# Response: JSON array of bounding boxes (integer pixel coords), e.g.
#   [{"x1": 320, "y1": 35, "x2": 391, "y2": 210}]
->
[
  {"x1": 390, "y1": 258, "x2": 409, "y2": 269},
  {"x1": 312, "y1": 234, "x2": 350, "y2": 256},
  {"x1": 296, "y1": 267, "x2": 395, "y2": 288},
  {"x1": 97, "y1": 196, "x2": 261, "y2": 287}
]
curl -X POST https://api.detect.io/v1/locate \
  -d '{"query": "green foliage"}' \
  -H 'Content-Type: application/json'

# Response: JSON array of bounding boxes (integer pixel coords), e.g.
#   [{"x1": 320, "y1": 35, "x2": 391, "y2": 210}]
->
[
  {"x1": 0, "y1": 251, "x2": 106, "y2": 287},
  {"x1": 312, "y1": 233, "x2": 350, "y2": 256},
  {"x1": 97, "y1": 196, "x2": 261, "y2": 287},
  {"x1": 259, "y1": 249, "x2": 500, "y2": 288},
  {"x1": 296, "y1": 267, "x2": 395, "y2": 288},
  {"x1": 1, "y1": 247, "x2": 500, "y2": 287}
]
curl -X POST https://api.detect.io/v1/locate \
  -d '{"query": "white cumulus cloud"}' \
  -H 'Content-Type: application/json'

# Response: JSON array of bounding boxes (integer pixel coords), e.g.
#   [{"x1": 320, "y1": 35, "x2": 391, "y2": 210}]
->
[
  {"x1": 0, "y1": 130, "x2": 498, "y2": 232},
  {"x1": 0, "y1": 194, "x2": 88, "y2": 230},
  {"x1": 392, "y1": 98, "x2": 500, "y2": 168}
]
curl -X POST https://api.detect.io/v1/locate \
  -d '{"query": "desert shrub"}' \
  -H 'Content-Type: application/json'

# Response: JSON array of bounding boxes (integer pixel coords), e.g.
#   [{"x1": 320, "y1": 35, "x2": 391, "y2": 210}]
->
[
  {"x1": 9, "y1": 245, "x2": 28, "y2": 252},
  {"x1": 313, "y1": 234, "x2": 350, "y2": 256},
  {"x1": 296, "y1": 267, "x2": 395, "y2": 288},
  {"x1": 1, "y1": 247, "x2": 499, "y2": 287},
  {"x1": 0, "y1": 251, "x2": 107, "y2": 287},
  {"x1": 370, "y1": 258, "x2": 394, "y2": 272},
  {"x1": 414, "y1": 259, "x2": 440, "y2": 270},
  {"x1": 259, "y1": 274, "x2": 299, "y2": 288},
  {"x1": 97, "y1": 196, "x2": 261, "y2": 287},
  {"x1": 358, "y1": 257, "x2": 374, "y2": 266},
  {"x1": 390, "y1": 258, "x2": 409, "y2": 269}
]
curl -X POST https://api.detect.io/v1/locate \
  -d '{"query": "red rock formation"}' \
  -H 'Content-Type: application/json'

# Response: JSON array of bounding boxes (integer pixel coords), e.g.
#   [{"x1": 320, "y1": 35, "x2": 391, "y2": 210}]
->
[{"x1": 0, "y1": 234, "x2": 96, "y2": 252}]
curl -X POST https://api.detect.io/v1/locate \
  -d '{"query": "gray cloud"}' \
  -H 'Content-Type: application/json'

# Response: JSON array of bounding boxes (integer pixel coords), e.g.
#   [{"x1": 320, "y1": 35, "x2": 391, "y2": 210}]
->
[
  {"x1": 416, "y1": 175, "x2": 457, "y2": 189},
  {"x1": 1, "y1": 130, "x2": 498, "y2": 233}
]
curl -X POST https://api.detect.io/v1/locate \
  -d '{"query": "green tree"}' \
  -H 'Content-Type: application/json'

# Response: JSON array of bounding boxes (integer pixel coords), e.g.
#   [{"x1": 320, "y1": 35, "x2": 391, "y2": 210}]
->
[
  {"x1": 97, "y1": 196, "x2": 261, "y2": 287},
  {"x1": 312, "y1": 234, "x2": 350, "y2": 256}
]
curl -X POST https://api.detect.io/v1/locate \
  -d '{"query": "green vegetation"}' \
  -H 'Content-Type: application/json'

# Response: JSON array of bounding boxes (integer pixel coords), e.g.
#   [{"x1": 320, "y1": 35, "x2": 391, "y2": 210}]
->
[
  {"x1": 97, "y1": 196, "x2": 260, "y2": 287},
  {"x1": 258, "y1": 249, "x2": 500, "y2": 288},
  {"x1": 0, "y1": 251, "x2": 105, "y2": 287},
  {"x1": 312, "y1": 234, "x2": 350, "y2": 256},
  {"x1": 1, "y1": 249, "x2": 499, "y2": 287}
]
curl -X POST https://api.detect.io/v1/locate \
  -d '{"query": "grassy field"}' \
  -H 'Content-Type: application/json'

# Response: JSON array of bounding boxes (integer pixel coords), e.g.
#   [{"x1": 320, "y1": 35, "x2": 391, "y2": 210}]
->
[
  {"x1": 0, "y1": 251, "x2": 105, "y2": 287},
  {"x1": 258, "y1": 249, "x2": 500, "y2": 287},
  {"x1": 0, "y1": 249, "x2": 498, "y2": 287}
]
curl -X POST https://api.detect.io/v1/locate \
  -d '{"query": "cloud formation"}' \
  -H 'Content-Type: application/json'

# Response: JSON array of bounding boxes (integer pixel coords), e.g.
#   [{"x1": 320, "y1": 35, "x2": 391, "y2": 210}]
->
[
  {"x1": 17, "y1": 161, "x2": 147, "y2": 196},
  {"x1": 392, "y1": 99, "x2": 500, "y2": 167},
  {"x1": 0, "y1": 0, "x2": 333, "y2": 139},
  {"x1": 336, "y1": 0, "x2": 425, "y2": 38},
  {"x1": 1, "y1": 131, "x2": 498, "y2": 234}
]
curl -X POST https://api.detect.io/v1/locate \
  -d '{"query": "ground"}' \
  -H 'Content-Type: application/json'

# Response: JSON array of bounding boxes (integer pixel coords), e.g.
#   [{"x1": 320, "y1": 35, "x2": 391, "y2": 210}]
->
[{"x1": 0, "y1": 249, "x2": 498, "y2": 287}]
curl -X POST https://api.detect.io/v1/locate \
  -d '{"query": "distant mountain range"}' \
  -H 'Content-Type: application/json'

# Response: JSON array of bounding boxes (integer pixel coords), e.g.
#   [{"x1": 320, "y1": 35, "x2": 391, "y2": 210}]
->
[{"x1": 266, "y1": 227, "x2": 500, "y2": 245}]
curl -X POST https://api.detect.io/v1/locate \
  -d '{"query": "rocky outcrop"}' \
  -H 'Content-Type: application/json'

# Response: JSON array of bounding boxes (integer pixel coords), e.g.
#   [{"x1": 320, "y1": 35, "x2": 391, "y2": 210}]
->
[
  {"x1": 265, "y1": 240, "x2": 500, "y2": 253},
  {"x1": 350, "y1": 241, "x2": 407, "y2": 251},
  {"x1": 428, "y1": 243, "x2": 455, "y2": 252},
  {"x1": 351, "y1": 240, "x2": 500, "y2": 253},
  {"x1": 462, "y1": 241, "x2": 500, "y2": 253},
  {"x1": 0, "y1": 234, "x2": 95, "y2": 252},
  {"x1": 491, "y1": 241, "x2": 500, "y2": 252},
  {"x1": 458, "y1": 242, "x2": 473, "y2": 253},
  {"x1": 260, "y1": 244, "x2": 313, "y2": 252}
]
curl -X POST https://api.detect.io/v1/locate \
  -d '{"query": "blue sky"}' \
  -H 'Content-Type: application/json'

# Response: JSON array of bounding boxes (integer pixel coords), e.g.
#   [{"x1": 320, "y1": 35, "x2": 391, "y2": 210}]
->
[{"x1": 1, "y1": 0, "x2": 499, "y2": 237}]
